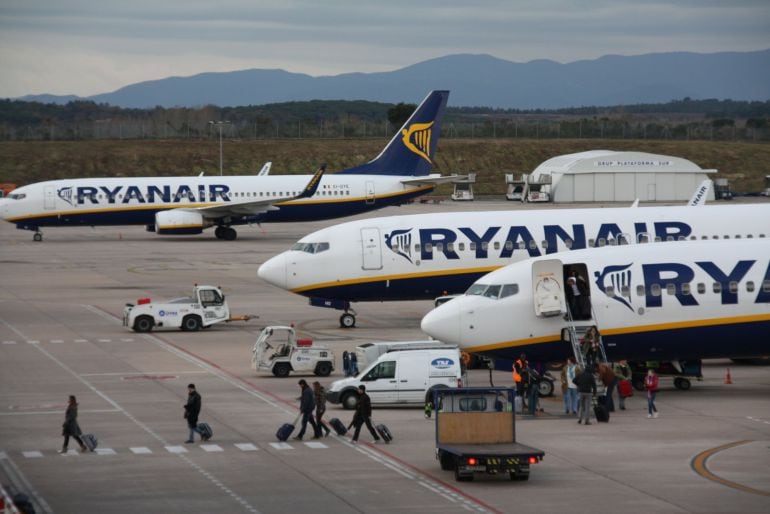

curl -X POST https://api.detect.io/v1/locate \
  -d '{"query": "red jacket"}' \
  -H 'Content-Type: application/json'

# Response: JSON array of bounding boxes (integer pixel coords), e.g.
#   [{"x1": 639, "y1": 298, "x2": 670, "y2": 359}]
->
[{"x1": 644, "y1": 374, "x2": 659, "y2": 393}]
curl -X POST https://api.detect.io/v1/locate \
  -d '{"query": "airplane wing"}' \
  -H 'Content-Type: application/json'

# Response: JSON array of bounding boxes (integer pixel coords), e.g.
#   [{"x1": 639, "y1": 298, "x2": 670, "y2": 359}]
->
[
  {"x1": 194, "y1": 165, "x2": 325, "y2": 219},
  {"x1": 400, "y1": 173, "x2": 469, "y2": 186},
  {"x1": 257, "y1": 162, "x2": 272, "y2": 176}
]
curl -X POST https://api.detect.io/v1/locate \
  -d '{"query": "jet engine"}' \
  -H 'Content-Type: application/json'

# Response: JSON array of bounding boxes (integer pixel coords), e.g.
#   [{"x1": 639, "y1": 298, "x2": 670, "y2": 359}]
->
[{"x1": 155, "y1": 210, "x2": 210, "y2": 235}]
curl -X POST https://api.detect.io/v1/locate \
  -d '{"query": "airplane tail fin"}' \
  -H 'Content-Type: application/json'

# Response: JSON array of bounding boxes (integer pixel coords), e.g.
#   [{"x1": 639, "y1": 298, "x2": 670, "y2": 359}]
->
[{"x1": 337, "y1": 90, "x2": 449, "y2": 177}]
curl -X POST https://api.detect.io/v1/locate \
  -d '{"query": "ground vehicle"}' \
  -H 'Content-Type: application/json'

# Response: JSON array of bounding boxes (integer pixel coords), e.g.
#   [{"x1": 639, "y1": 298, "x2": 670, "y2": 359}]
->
[
  {"x1": 123, "y1": 285, "x2": 252, "y2": 332},
  {"x1": 327, "y1": 347, "x2": 464, "y2": 410},
  {"x1": 251, "y1": 326, "x2": 335, "y2": 377},
  {"x1": 355, "y1": 340, "x2": 455, "y2": 368},
  {"x1": 630, "y1": 360, "x2": 703, "y2": 391},
  {"x1": 434, "y1": 387, "x2": 544, "y2": 482}
]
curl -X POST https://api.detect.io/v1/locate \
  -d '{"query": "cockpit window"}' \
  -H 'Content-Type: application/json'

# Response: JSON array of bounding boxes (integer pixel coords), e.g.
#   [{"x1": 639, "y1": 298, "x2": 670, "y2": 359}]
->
[
  {"x1": 500, "y1": 284, "x2": 519, "y2": 298},
  {"x1": 466, "y1": 283, "x2": 519, "y2": 299},
  {"x1": 483, "y1": 285, "x2": 501, "y2": 298},
  {"x1": 466, "y1": 283, "x2": 488, "y2": 296},
  {"x1": 290, "y1": 242, "x2": 330, "y2": 254},
  {"x1": 9, "y1": 193, "x2": 26, "y2": 200}
]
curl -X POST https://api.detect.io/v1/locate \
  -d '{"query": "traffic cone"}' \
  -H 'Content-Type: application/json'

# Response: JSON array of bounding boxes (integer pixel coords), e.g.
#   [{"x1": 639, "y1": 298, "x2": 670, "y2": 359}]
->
[{"x1": 725, "y1": 368, "x2": 732, "y2": 384}]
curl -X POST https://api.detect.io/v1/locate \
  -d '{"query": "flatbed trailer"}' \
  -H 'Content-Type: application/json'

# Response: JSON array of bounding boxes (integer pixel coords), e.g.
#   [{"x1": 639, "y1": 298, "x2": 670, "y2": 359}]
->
[{"x1": 434, "y1": 387, "x2": 544, "y2": 482}]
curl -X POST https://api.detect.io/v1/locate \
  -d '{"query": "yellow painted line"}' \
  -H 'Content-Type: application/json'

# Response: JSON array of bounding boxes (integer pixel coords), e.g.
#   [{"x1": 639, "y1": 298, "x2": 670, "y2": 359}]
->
[
  {"x1": 290, "y1": 265, "x2": 500, "y2": 293},
  {"x1": 691, "y1": 440, "x2": 770, "y2": 497}
]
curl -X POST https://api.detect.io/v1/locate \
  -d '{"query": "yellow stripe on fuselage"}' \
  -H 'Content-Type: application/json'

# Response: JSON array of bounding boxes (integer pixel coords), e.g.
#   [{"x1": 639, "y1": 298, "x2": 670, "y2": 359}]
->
[
  {"x1": 463, "y1": 312, "x2": 770, "y2": 353},
  {"x1": 277, "y1": 185, "x2": 433, "y2": 206},
  {"x1": 290, "y1": 265, "x2": 500, "y2": 294}
]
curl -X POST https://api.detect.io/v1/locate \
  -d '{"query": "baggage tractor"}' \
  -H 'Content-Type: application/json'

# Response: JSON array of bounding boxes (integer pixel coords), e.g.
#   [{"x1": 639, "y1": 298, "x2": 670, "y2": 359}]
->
[
  {"x1": 375, "y1": 423, "x2": 393, "y2": 443},
  {"x1": 276, "y1": 413, "x2": 301, "y2": 441},
  {"x1": 618, "y1": 379, "x2": 633, "y2": 398},
  {"x1": 197, "y1": 422, "x2": 213, "y2": 441},
  {"x1": 82, "y1": 433, "x2": 98, "y2": 451},
  {"x1": 329, "y1": 417, "x2": 347, "y2": 436}
]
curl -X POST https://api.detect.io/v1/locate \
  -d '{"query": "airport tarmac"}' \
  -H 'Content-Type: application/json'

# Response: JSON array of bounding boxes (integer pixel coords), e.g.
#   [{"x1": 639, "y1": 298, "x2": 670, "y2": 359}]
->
[{"x1": 1, "y1": 199, "x2": 769, "y2": 514}]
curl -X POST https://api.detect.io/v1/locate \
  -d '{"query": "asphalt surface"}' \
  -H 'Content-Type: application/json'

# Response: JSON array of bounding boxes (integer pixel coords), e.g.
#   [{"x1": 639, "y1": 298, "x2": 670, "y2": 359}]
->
[{"x1": 1, "y1": 199, "x2": 769, "y2": 514}]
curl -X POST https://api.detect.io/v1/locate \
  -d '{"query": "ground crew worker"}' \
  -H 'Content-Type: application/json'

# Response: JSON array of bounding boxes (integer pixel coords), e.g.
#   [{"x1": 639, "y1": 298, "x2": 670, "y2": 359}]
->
[{"x1": 513, "y1": 353, "x2": 528, "y2": 402}]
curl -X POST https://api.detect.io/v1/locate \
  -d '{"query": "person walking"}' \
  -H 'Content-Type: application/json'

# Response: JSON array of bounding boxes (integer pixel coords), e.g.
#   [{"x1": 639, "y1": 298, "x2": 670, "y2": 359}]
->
[
  {"x1": 613, "y1": 359, "x2": 633, "y2": 410},
  {"x1": 312, "y1": 381, "x2": 331, "y2": 438},
  {"x1": 512, "y1": 353, "x2": 528, "y2": 406},
  {"x1": 350, "y1": 385, "x2": 381, "y2": 444},
  {"x1": 349, "y1": 352, "x2": 359, "y2": 376},
  {"x1": 293, "y1": 379, "x2": 318, "y2": 440},
  {"x1": 597, "y1": 362, "x2": 617, "y2": 412},
  {"x1": 644, "y1": 368, "x2": 660, "y2": 418},
  {"x1": 342, "y1": 351, "x2": 350, "y2": 377},
  {"x1": 184, "y1": 384, "x2": 208, "y2": 443},
  {"x1": 561, "y1": 357, "x2": 579, "y2": 415},
  {"x1": 573, "y1": 366, "x2": 596, "y2": 425},
  {"x1": 61, "y1": 395, "x2": 88, "y2": 453}
]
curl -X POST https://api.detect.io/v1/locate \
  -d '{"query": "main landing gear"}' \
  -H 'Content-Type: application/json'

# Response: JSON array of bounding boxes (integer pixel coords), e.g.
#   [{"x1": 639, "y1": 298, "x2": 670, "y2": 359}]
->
[
  {"x1": 214, "y1": 226, "x2": 237, "y2": 241},
  {"x1": 33, "y1": 231, "x2": 43, "y2": 242}
]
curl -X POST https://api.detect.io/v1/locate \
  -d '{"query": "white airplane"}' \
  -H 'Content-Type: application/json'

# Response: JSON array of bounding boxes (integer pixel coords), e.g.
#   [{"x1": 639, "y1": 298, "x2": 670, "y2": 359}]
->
[
  {"x1": 0, "y1": 91, "x2": 455, "y2": 241},
  {"x1": 258, "y1": 203, "x2": 770, "y2": 327},
  {"x1": 421, "y1": 238, "x2": 770, "y2": 364}
]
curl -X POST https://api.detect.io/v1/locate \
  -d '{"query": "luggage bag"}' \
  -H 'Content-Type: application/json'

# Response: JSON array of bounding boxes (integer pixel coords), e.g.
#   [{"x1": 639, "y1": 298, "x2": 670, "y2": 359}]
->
[
  {"x1": 593, "y1": 402, "x2": 610, "y2": 423},
  {"x1": 618, "y1": 379, "x2": 633, "y2": 398},
  {"x1": 276, "y1": 413, "x2": 301, "y2": 441},
  {"x1": 197, "y1": 422, "x2": 213, "y2": 441},
  {"x1": 82, "y1": 433, "x2": 98, "y2": 451},
  {"x1": 329, "y1": 417, "x2": 347, "y2": 436},
  {"x1": 375, "y1": 423, "x2": 393, "y2": 443}
]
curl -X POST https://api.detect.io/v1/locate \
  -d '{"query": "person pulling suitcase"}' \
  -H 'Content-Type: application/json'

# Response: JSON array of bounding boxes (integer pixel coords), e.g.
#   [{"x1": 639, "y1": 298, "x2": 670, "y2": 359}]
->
[
  {"x1": 350, "y1": 385, "x2": 381, "y2": 444},
  {"x1": 60, "y1": 395, "x2": 89, "y2": 453}
]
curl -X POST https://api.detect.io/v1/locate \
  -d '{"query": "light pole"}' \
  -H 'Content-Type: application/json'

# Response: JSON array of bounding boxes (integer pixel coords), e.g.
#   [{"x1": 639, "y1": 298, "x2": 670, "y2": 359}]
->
[{"x1": 209, "y1": 120, "x2": 231, "y2": 175}]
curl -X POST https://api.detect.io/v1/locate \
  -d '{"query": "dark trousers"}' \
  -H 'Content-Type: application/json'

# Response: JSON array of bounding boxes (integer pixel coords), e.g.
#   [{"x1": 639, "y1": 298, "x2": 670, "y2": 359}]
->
[
  {"x1": 315, "y1": 408, "x2": 330, "y2": 436},
  {"x1": 63, "y1": 434, "x2": 84, "y2": 449},
  {"x1": 605, "y1": 378, "x2": 617, "y2": 412},
  {"x1": 352, "y1": 416, "x2": 380, "y2": 442},
  {"x1": 297, "y1": 411, "x2": 318, "y2": 439}
]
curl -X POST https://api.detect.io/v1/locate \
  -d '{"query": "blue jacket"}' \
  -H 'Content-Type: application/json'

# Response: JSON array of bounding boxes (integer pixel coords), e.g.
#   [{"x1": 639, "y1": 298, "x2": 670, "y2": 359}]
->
[{"x1": 300, "y1": 386, "x2": 315, "y2": 414}]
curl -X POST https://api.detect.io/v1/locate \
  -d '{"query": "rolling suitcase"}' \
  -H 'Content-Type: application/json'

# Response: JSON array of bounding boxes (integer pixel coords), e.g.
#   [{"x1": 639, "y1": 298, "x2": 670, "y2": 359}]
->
[
  {"x1": 329, "y1": 417, "x2": 347, "y2": 436},
  {"x1": 375, "y1": 423, "x2": 393, "y2": 443},
  {"x1": 197, "y1": 422, "x2": 213, "y2": 441},
  {"x1": 276, "y1": 413, "x2": 301, "y2": 441},
  {"x1": 593, "y1": 401, "x2": 610, "y2": 423},
  {"x1": 82, "y1": 433, "x2": 98, "y2": 451}
]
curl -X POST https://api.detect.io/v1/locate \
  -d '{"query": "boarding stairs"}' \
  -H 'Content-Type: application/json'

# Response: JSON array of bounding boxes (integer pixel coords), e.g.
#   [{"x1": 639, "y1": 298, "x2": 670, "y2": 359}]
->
[{"x1": 563, "y1": 305, "x2": 608, "y2": 395}]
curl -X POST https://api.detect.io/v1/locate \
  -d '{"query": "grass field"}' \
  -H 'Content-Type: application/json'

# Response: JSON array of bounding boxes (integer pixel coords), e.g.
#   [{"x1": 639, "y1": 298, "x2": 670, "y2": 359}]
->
[{"x1": 2, "y1": 138, "x2": 769, "y2": 193}]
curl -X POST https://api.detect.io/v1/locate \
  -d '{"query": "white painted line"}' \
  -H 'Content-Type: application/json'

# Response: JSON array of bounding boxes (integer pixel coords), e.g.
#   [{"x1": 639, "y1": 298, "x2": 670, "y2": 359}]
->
[
  {"x1": 130, "y1": 447, "x2": 152, "y2": 455},
  {"x1": 74, "y1": 339, "x2": 89, "y2": 343},
  {"x1": 97, "y1": 339, "x2": 112, "y2": 343},
  {"x1": 79, "y1": 371, "x2": 207, "y2": 377},
  {"x1": 27, "y1": 341, "x2": 39, "y2": 345},
  {"x1": 201, "y1": 444, "x2": 224, "y2": 453},
  {"x1": 303, "y1": 441, "x2": 328, "y2": 449},
  {"x1": 269, "y1": 442, "x2": 293, "y2": 450},
  {"x1": 121, "y1": 338, "x2": 134, "y2": 342},
  {"x1": 22, "y1": 451, "x2": 43, "y2": 459},
  {"x1": 2, "y1": 341, "x2": 17, "y2": 345},
  {"x1": 60, "y1": 449, "x2": 78, "y2": 456},
  {"x1": 234, "y1": 443, "x2": 258, "y2": 452},
  {"x1": 50, "y1": 340, "x2": 64, "y2": 344},
  {"x1": 165, "y1": 445, "x2": 189, "y2": 454},
  {"x1": 95, "y1": 448, "x2": 116, "y2": 456}
]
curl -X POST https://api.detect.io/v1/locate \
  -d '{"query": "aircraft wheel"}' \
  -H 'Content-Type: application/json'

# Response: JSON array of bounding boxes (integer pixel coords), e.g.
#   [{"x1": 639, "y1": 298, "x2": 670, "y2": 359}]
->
[
  {"x1": 181, "y1": 315, "x2": 202, "y2": 332},
  {"x1": 339, "y1": 313, "x2": 356, "y2": 328},
  {"x1": 223, "y1": 227, "x2": 237, "y2": 241},
  {"x1": 674, "y1": 377, "x2": 691, "y2": 390},
  {"x1": 33, "y1": 232, "x2": 43, "y2": 242},
  {"x1": 214, "y1": 226, "x2": 225, "y2": 239},
  {"x1": 538, "y1": 378, "x2": 554, "y2": 397}
]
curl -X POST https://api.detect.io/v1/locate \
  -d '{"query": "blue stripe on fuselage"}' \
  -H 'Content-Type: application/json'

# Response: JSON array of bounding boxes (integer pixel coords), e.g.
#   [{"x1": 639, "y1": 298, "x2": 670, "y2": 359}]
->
[{"x1": 302, "y1": 271, "x2": 484, "y2": 301}]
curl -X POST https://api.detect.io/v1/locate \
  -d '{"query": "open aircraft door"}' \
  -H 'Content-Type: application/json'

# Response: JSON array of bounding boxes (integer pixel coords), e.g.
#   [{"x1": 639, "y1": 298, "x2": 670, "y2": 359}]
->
[
  {"x1": 532, "y1": 259, "x2": 565, "y2": 317},
  {"x1": 44, "y1": 186, "x2": 56, "y2": 210},
  {"x1": 360, "y1": 227, "x2": 383, "y2": 270}
]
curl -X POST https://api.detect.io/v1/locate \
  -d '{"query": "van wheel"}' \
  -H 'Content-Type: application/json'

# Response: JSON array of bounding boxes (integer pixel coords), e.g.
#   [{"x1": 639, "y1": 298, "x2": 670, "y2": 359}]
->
[
  {"x1": 272, "y1": 363, "x2": 291, "y2": 377},
  {"x1": 181, "y1": 315, "x2": 202, "y2": 332},
  {"x1": 133, "y1": 316, "x2": 154, "y2": 333},
  {"x1": 439, "y1": 451, "x2": 454, "y2": 471},
  {"x1": 315, "y1": 362, "x2": 332, "y2": 377},
  {"x1": 341, "y1": 390, "x2": 358, "y2": 410}
]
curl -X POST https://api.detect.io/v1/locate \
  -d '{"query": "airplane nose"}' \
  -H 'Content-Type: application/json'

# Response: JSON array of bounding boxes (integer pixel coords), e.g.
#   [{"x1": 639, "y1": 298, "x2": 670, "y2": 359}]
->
[
  {"x1": 258, "y1": 253, "x2": 288, "y2": 289},
  {"x1": 421, "y1": 299, "x2": 462, "y2": 345}
]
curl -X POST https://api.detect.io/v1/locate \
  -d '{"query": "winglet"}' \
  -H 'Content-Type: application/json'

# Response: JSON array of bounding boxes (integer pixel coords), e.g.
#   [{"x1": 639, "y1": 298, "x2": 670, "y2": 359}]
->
[
  {"x1": 296, "y1": 165, "x2": 325, "y2": 199},
  {"x1": 258, "y1": 162, "x2": 272, "y2": 176},
  {"x1": 688, "y1": 180, "x2": 712, "y2": 206}
]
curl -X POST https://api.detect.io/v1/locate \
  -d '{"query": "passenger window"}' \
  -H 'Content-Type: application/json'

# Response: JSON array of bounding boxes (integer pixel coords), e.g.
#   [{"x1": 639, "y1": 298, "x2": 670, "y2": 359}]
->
[
  {"x1": 505, "y1": 241, "x2": 513, "y2": 251},
  {"x1": 425, "y1": 243, "x2": 433, "y2": 253},
  {"x1": 746, "y1": 281, "x2": 755, "y2": 292},
  {"x1": 681, "y1": 283, "x2": 691, "y2": 295},
  {"x1": 588, "y1": 238, "x2": 595, "y2": 247},
  {"x1": 565, "y1": 239, "x2": 574, "y2": 249},
  {"x1": 701, "y1": 235, "x2": 708, "y2": 240},
  {"x1": 621, "y1": 285, "x2": 630, "y2": 296},
  {"x1": 481, "y1": 242, "x2": 488, "y2": 251},
  {"x1": 605, "y1": 286, "x2": 615, "y2": 297},
  {"x1": 470, "y1": 242, "x2": 476, "y2": 251},
  {"x1": 697, "y1": 283, "x2": 706, "y2": 294},
  {"x1": 414, "y1": 244, "x2": 420, "y2": 253},
  {"x1": 763, "y1": 280, "x2": 770, "y2": 292},
  {"x1": 500, "y1": 284, "x2": 519, "y2": 298},
  {"x1": 436, "y1": 243, "x2": 443, "y2": 252},
  {"x1": 729, "y1": 281, "x2": 738, "y2": 294},
  {"x1": 666, "y1": 284, "x2": 676, "y2": 295},
  {"x1": 447, "y1": 243, "x2": 454, "y2": 253},
  {"x1": 636, "y1": 285, "x2": 645, "y2": 297},
  {"x1": 597, "y1": 238, "x2": 606, "y2": 247},
  {"x1": 528, "y1": 240, "x2": 537, "y2": 250},
  {"x1": 651, "y1": 284, "x2": 661, "y2": 297},
  {"x1": 363, "y1": 361, "x2": 396, "y2": 381},
  {"x1": 493, "y1": 241, "x2": 500, "y2": 250},
  {"x1": 541, "y1": 240, "x2": 548, "y2": 249},
  {"x1": 459, "y1": 242, "x2": 465, "y2": 251},
  {"x1": 518, "y1": 242, "x2": 526, "y2": 250},
  {"x1": 713, "y1": 282, "x2": 722, "y2": 294}
]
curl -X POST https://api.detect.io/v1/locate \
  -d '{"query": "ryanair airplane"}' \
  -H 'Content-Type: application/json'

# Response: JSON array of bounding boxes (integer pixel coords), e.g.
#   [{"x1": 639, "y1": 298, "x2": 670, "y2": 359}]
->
[
  {"x1": 258, "y1": 203, "x2": 770, "y2": 327},
  {"x1": 421, "y1": 238, "x2": 770, "y2": 363},
  {"x1": 0, "y1": 91, "x2": 452, "y2": 241}
]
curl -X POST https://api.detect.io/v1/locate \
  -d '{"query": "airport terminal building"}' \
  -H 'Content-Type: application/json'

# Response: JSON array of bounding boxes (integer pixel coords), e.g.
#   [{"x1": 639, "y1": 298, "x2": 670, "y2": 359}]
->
[{"x1": 530, "y1": 150, "x2": 716, "y2": 202}]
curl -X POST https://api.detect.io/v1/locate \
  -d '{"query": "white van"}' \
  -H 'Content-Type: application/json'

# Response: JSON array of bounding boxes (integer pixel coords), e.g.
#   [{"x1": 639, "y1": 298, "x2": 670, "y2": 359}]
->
[
  {"x1": 355, "y1": 340, "x2": 455, "y2": 368},
  {"x1": 327, "y1": 348, "x2": 465, "y2": 409}
]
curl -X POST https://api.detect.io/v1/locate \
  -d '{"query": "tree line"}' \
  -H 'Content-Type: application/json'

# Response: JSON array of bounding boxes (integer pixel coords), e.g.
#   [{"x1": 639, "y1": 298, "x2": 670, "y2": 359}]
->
[{"x1": 0, "y1": 97, "x2": 768, "y2": 142}]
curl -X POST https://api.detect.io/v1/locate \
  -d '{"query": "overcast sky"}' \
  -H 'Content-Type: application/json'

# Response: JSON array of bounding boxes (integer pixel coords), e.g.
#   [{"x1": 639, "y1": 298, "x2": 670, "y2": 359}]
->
[{"x1": 1, "y1": 0, "x2": 768, "y2": 98}]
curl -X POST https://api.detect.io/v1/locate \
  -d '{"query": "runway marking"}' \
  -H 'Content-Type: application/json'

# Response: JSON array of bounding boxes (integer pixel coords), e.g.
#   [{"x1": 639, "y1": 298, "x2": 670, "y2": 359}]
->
[
  {"x1": 0, "y1": 314, "x2": 262, "y2": 514},
  {"x1": 747, "y1": 416, "x2": 770, "y2": 426},
  {"x1": 130, "y1": 447, "x2": 152, "y2": 455},
  {"x1": 74, "y1": 339, "x2": 89, "y2": 343},
  {"x1": 269, "y1": 443, "x2": 293, "y2": 450},
  {"x1": 80, "y1": 371, "x2": 206, "y2": 377},
  {"x1": 2, "y1": 340, "x2": 17, "y2": 345},
  {"x1": 22, "y1": 451, "x2": 43, "y2": 459},
  {"x1": 0, "y1": 408, "x2": 120, "y2": 416},
  {"x1": 303, "y1": 441, "x2": 328, "y2": 449},
  {"x1": 201, "y1": 444, "x2": 224, "y2": 453},
  {"x1": 97, "y1": 338, "x2": 112, "y2": 343},
  {"x1": 27, "y1": 340, "x2": 39, "y2": 345},
  {"x1": 50, "y1": 339, "x2": 64, "y2": 344},
  {"x1": 121, "y1": 338, "x2": 134, "y2": 342},
  {"x1": 691, "y1": 440, "x2": 770, "y2": 497},
  {"x1": 165, "y1": 445, "x2": 189, "y2": 454},
  {"x1": 95, "y1": 448, "x2": 116, "y2": 456},
  {"x1": 234, "y1": 443, "x2": 258, "y2": 452}
]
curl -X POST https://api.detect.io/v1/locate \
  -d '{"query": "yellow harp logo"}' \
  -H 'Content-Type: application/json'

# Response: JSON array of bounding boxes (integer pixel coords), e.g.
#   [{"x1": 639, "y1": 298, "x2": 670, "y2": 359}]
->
[{"x1": 401, "y1": 121, "x2": 434, "y2": 163}]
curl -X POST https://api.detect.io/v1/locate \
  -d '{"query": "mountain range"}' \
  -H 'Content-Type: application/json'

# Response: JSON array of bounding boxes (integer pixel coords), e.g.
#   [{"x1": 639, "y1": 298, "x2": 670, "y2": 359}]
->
[{"x1": 20, "y1": 50, "x2": 770, "y2": 109}]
